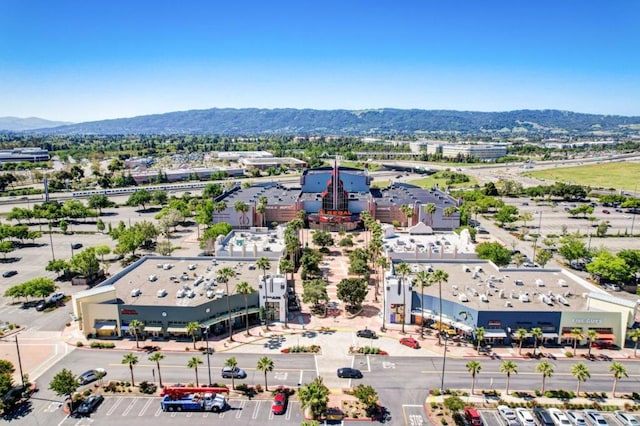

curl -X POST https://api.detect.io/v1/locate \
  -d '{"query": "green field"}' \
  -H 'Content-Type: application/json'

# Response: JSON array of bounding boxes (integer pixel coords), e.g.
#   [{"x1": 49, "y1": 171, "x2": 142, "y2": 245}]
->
[
  {"x1": 407, "y1": 173, "x2": 478, "y2": 190},
  {"x1": 524, "y1": 161, "x2": 640, "y2": 190}
]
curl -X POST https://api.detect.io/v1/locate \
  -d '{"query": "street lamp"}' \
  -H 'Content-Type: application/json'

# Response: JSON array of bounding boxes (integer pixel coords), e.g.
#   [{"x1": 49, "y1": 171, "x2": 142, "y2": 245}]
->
[
  {"x1": 0, "y1": 335, "x2": 25, "y2": 387},
  {"x1": 200, "y1": 324, "x2": 212, "y2": 386},
  {"x1": 532, "y1": 211, "x2": 543, "y2": 263},
  {"x1": 439, "y1": 332, "x2": 449, "y2": 393}
]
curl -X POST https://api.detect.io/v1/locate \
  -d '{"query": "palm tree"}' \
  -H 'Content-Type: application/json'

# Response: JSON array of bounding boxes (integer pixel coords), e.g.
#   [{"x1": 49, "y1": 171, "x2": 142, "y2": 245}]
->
[
  {"x1": 395, "y1": 262, "x2": 412, "y2": 334},
  {"x1": 186, "y1": 321, "x2": 200, "y2": 349},
  {"x1": 530, "y1": 327, "x2": 543, "y2": 357},
  {"x1": 121, "y1": 352, "x2": 139, "y2": 387},
  {"x1": 500, "y1": 360, "x2": 518, "y2": 395},
  {"x1": 218, "y1": 266, "x2": 237, "y2": 341},
  {"x1": 610, "y1": 361, "x2": 627, "y2": 397},
  {"x1": 236, "y1": 281, "x2": 256, "y2": 336},
  {"x1": 414, "y1": 270, "x2": 432, "y2": 339},
  {"x1": 443, "y1": 206, "x2": 457, "y2": 231},
  {"x1": 571, "y1": 362, "x2": 590, "y2": 396},
  {"x1": 256, "y1": 257, "x2": 272, "y2": 330},
  {"x1": 399, "y1": 204, "x2": 414, "y2": 227},
  {"x1": 586, "y1": 329, "x2": 598, "y2": 357},
  {"x1": 279, "y1": 258, "x2": 294, "y2": 286},
  {"x1": 424, "y1": 203, "x2": 436, "y2": 227},
  {"x1": 148, "y1": 352, "x2": 165, "y2": 388},
  {"x1": 515, "y1": 328, "x2": 528, "y2": 355},
  {"x1": 475, "y1": 327, "x2": 486, "y2": 353},
  {"x1": 466, "y1": 360, "x2": 482, "y2": 395},
  {"x1": 298, "y1": 376, "x2": 330, "y2": 420},
  {"x1": 256, "y1": 196, "x2": 268, "y2": 227},
  {"x1": 630, "y1": 329, "x2": 640, "y2": 357},
  {"x1": 233, "y1": 201, "x2": 250, "y2": 228},
  {"x1": 536, "y1": 360, "x2": 554, "y2": 394},
  {"x1": 571, "y1": 327, "x2": 584, "y2": 356},
  {"x1": 129, "y1": 319, "x2": 144, "y2": 349},
  {"x1": 256, "y1": 356, "x2": 274, "y2": 391},
  {"x1": 187, "y1": 356, "x2": 203, "y2": 387},
  {"x1": 375, "y1": 256, "x2": 390, "y2": 307},
  {"x1": 432, "y1": 269, "x2": 449, "y2": 345},
  {"x1": 224, "y1": 356, "x2": 239, "y2": 390}
]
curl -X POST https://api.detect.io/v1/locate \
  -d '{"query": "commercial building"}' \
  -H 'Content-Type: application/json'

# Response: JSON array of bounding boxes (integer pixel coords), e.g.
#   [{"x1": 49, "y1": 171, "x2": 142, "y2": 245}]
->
[{"x1": 0, "y1": 148, "x2": 50, "y2": 163}]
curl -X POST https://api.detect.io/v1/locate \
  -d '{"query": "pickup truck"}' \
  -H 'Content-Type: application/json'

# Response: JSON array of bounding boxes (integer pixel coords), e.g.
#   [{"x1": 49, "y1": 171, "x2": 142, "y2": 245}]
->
[{"x1": 160, "y1": 392, "x2": 227, "y2": 412}]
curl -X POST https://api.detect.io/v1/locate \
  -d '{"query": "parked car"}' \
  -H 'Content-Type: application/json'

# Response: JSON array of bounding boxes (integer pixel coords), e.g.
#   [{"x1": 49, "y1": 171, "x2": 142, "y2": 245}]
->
[
  {"x1": 498, "y1": 405, "x2": 519, "y2": 425},
  {"x1": 566, "y1": 411, "x2": 587, "y2": 425},
  {"x1": 399, "y1": 337, "x2": 420, "y2": 349},
  {"x1": 49, "y1": 291, "x2": 65, "y2": 303},
  {"x1": 603, "y1": 283, "x2": 621, "y2": 291},
  {"x1": 74, "y1": 394, "x2": 104, "y2": 416},
  {"x1": 548, "y1": 408, "x2": 572, "y2": 425},
  {"x1": 336, "y1": 368, "x2": 362, "y2": 379},
  {"x1": 602, "y1": 209, "x2": 610, "y2": 214},
  {"x1": 71, "y1": 242, "x2": 83, "y2": 249},
  {"x1": 78, "y1": 368, "x2": 106, "y2": 385},
  {"x1": 221, "y1": 366, "x2": 247, "y2": 379},
  {"x1": 534, "y1": 407, "x2": 555, "y2": 426},
  {"x1": 271, "y1": 391, "x2": 288, "y2": 415},
  {"x1": 614, "y1": 411, "x2": 640, "y2": 426},
  {"x1": 35, "y1": 300, "x2": 52, "y2": 311},
  {"x1": 464, "y1": 406, "x2": 482, "y2": 425},
  {"x1": 2, "y1": 270, "x2": 17, "y2": 278},
  {"x1": 516, "y1": 407, "x2": 536, "y2": 425},
  {"x1": 356, "y1": 329, "x2": 377, "y2": 339},
  {"x1": 583, "y1": 409, "x2": 608, "y2": 425}
]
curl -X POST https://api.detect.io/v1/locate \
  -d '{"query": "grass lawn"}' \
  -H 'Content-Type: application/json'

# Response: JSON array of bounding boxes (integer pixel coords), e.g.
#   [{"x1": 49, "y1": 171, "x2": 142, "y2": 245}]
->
[
  {"x1": 339, "y1": 160, "x2": 383, "y2": 171},
  {"x1": 407, "y1": 172, "x2": 478, "y2": 190},
  {"x1": 524, "y1": 162, "x2": 640, "y2": 190}
]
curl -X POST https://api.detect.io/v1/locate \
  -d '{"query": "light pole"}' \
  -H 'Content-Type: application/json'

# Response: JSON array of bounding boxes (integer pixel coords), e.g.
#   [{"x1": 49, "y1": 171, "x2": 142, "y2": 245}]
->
[
  {"x1": 201, "y1": 326, "x2": 212, "y2": 386},
  {"x1": 1, "y1": 335, "x2": 25, "y2": 387},
  {"x1": 380, "y1": 280, "x2": 387, "y2": 332},
  {"x1": 532, "y1": 211, "x2": 542, "y2": 262},
  {"x1": 440, "y1": 332, "x2": 448, "y2": 393}
]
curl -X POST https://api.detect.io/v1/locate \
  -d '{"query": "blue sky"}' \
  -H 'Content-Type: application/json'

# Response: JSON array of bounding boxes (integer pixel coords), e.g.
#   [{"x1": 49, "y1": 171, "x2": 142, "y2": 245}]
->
[{"x1": 1, "y1": 0, "x2": 639, "y2": 122}]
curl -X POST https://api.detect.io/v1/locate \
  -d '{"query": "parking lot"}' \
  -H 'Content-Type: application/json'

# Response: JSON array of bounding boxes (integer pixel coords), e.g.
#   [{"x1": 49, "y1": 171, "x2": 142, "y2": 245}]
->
[
  {"x1": 479, "y1": 408, "x2": 624, "y2": 426},
  {"x1": 54, "y1": 395, "x2": 304, "y2": 425}
]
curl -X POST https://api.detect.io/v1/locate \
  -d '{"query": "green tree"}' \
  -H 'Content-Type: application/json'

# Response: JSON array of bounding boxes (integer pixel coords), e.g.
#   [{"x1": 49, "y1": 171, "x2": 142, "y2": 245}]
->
[
  {"x1": 414, "y1": 270, "x2": 433, "y2": 339},
  {"x1": 122, "y1": 353, "x2": 139, "y2": 386},
  {"x1": 336, "y1": 278, "x2": 367, "y2": 312},
  {"x1": 500, "y1": 360, "x2": 518, "y2": 395},
  {"x1": 475, "y1": 241, "x2": 512, "y2": 266},
  {"x1": 395, "y1": 262, "x2": 412, "y2": 335},
  {"x1": 586, "y1": 329, "x2": 598, "y2": 357},
  {"x1": 475, "y1": 327, "x2": 485, "y2": 353},
  {"x1": 233, "y1": 201, "x2": 250, "y2": 228},
  {"x1": 571, "y1": 328, "x2": 583, "y2": 356},
  {"x1": 443, "y1": 395, "x2": 465, "y2": 413},
  {"x1": 571, "y1": 362, "x2": 590, "y2": 396},
  {"x1": 298, "y1": 376, "x2": 330, "y2": 420},
  {"x1": 218, "y1": 266, "x2": 237, "y2": 339},
  {"x1": 432, "y1": 269, "x2": 449, "y2": 345},
  {"x1": 495, "y1": 205, "x2": 519, "y2": 228},
  {"x1": 186, "y1": 321, "x2": 200, "y2": 349},
  {"x1": 610, "y1": 361, "x2": 627, "y2": 397},
  {"x1": 302, "y1": 279, "x2": 329, "y2": 310},
  {"x1": 187, "y1": 356, "x2": 203, "y2": 387},
  {"x1": 49, "y1": 368, "x2": 79, "y2": 411},
  {"x1": 515, "y1": 328, "x2": 528, "y2": 355},
  {"x1": 126, "y1": 190, "x2": 152, "y2": 211},
  {"x1": 128, "y1": 319, "x2": 144, "y2": 349},
  {"x1": 69, "y1": 247, "x2": 101, "y2": 278},
  {"x1": 530, "y1": 327, "x2": 543, "y2": 357},
  {"x1": 536, "y1": 360, "x2": 554, "y2": 394},
  {"x1": 236, "y1": 281, "x2": 256, "y2": 336},
  {"x1": 535, "y1": 249, "x2": 553, "y2": 268},
  {"x1": 224, "y1": 357, "x2": 239, "y2": 390},
  {"x1": 558, "y1": 235, "x2": 589, "y2": 262},
  {"x1": 399, "y1": 204, "x2": 414, "y2": 227},
  {"x1": 586, "y1": 251, "x2": 631, "y2": 284},
  {"x1": 148, "y1": 352, "x2": 165, "y2": 388},
  {"x1": 87, "y1": 194, "x2": 115, "y2": 215},
  {"x1": 466, "y1": 360, "x2": 482, "y2": 395},
  {"x1": 256, "y1": 356, "x2": 274, "y2": 391},
  {"x1": 630, "y1": 329, "x2": 640, "y2": 358},
  {"x1": 352, "y1": 384, "x2": 379, "y2": 415},
  {"x1": 311, "y1": 230, "x2": 334, "y2": 249}
]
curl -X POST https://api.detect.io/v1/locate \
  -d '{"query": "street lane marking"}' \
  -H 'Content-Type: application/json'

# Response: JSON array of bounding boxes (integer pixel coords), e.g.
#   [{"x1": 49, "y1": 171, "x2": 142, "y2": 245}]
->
[{"x1": 299, "y1": 369, "x2": 304, "y2": 385}]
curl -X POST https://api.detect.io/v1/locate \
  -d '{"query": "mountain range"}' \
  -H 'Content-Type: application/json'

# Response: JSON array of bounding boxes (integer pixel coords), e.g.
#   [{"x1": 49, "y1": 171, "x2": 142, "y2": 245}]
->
[{"x1": 2, "y1": 108, "x2": 640, "y2": 136}]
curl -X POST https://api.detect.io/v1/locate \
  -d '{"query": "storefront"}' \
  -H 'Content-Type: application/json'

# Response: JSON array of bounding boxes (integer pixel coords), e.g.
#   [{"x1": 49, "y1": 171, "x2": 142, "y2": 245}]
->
[{"x1": 559, "y1": 311, "x2": 624, "y2": 347}]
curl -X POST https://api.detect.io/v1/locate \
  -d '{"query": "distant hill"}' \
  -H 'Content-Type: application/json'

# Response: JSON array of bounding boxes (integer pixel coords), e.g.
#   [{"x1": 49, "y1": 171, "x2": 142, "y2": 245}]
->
[
  {"x1": 0, "y1": 116, "x2": 72, "y2": 131},
  {"x1": 16, "y1": 108, "x2": 640, "y2": 136}
]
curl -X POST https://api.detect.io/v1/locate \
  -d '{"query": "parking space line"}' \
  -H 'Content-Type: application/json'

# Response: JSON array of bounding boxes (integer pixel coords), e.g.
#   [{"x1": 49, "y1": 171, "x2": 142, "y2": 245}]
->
[
  {"x1": 285, "y1": 402, "x2": 294, "y2": 420},
  {"x1": 299, "y1": 369, "x2": 304, "y2": 385},
  {"x1": 106, "y1": 397, "x2": 122, "y2": 416},
  {"x1": 138, "y1": 398, "x2": 154, "y2": 416},
  {"x1": 186, "y1": 412, "x2": 193, "y2": 417},
  {"x1": 252, "y1": 400, "x2": 262, "y2": 419},
  {"x1": 154, "y1": 407, "x2": 162, "y2": 416},
  {"x1": 122, "y1": 398, "x2": 138, "y2": 416},
  {"x1": 236, "y1": 399, "x2": 246, "y2": 419}
]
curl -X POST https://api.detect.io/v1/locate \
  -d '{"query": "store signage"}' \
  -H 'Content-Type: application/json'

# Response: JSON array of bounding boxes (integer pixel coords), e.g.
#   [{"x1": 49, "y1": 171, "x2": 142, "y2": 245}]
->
[
  {"x1": 571, "y1": 318, "x2": 603, "y2": 324},
  {"x1": 120, "y1": 309, "x2": 138, "y2": 315}
]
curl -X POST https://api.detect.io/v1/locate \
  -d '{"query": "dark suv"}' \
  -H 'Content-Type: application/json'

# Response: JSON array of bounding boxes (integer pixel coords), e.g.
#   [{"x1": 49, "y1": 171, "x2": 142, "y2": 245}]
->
[{"x1": 533, "y1": 407, "x2": 554, "y2": 426}]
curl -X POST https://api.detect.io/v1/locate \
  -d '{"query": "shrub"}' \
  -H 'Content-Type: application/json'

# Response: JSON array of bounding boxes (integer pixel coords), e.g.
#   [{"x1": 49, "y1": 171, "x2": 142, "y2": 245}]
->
[
  {"x1": 83, "y1": 390, "x2": 91, "y2": 396},
  {"x1": 76, "y1": 341, "x2": 84, "y2": 347},
  {"x1": 139, "y1": 381, "x2": 158, "y2": 394},
  {"x1": 565, "y1": 351, "x2": 574, "y2": 357},
  {"x1": 255, "y1": 384, "x2": 263, "y2": 393}
]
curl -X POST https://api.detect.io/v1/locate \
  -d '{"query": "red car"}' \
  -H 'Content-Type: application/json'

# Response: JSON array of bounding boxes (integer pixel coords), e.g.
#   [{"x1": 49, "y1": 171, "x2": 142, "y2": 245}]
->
[
  {"x1": 271, "y1": 391, "x2": 288, "y2": 415},
  {"x1": 399, "y1": 337, "x2": 420, "y2": 349}
]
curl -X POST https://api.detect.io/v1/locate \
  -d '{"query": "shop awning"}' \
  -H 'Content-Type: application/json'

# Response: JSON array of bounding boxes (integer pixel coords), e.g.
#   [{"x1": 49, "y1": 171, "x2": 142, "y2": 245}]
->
[
  {"x1": 167, "y1": 326, "x2": 188, "y2": 333},
  {"x1": 451, "y1": 321, "x2": 474, "y2": 334},
  {"x1": 145, "y1": 326, "x2": 162, "y2": 332},
  {"x1": 484, "y1": 330, "x2": 507, "y2": 338},
  {"x1": 542, "y1": 333, "x2": 559, "y2": 338},
  {"x1": 596, "y1": 333, "x2": 615, "y2": 341},
  {"x1": 94, "y1": 322, "x2": 117, "y2": 331}
]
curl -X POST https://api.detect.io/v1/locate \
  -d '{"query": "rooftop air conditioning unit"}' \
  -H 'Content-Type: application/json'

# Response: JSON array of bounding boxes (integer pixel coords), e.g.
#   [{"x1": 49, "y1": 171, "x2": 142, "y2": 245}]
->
[
  {"x1": 519, "y1": 294, "x2": 530, "y2": 303},
  {"x1": 557, "y1": 296, "x2": 569, "y2": 306},
  {"x1": 148, "y1": 275, "x2": 158, "y2": 282},
  {"x1": 480, "y1": 294, "x2": 489, "y2": 303},
  {"x1": 157, "y1": 289, "x2": 167, "y2": 297},
  {"x1": 131, "y1": 288, "x2": 141, "y2": 297},
  {"x1": 459, "y1": 294, "x2": 469, "y2": 302},
  {"x1": 558, "y1": 279, "x2": 568, "y2": 287},
  {"x1": 536, "y1": 279, "x2": 545, "y2": 287},
  {"x1": 176, "y1": 289, "x2": 186, "y2": 298}
]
